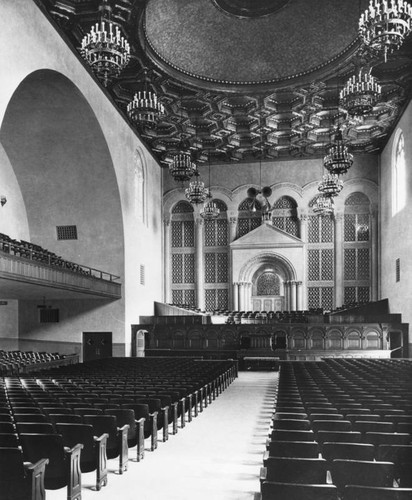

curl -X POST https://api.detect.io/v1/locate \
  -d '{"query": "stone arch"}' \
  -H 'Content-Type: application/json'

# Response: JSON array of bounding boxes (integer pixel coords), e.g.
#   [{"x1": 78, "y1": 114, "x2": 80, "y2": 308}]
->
[{"x1": 239, "y1": 252, "x2": 297, "y2": 283}]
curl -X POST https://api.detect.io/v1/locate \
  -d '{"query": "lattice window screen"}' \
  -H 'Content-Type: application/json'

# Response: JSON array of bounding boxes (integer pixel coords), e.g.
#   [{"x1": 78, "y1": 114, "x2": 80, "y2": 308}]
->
[
  {"x1": 216, "y1": 219, "x2": 228, "y2": 246},
  {"x1": 321, "y1": 249, "x2": 334, "y2": 280},
  {"x1": 344, "y1": 286, "x2": 370, "y2": 304},
  {"x1": 285, "y1": 217, "x2": 299, "y2": 236},
  {"x1": 358, "y1": 287, "x2": 370, "y2": 302},
  {"x1": 183, "y1": 221, "x2": 195, "y2": 247},
  {"x1": 56, "y1": 225, "x2": 77, "y2": 240},
  {"x1": 357, "y1": 248, "x2": 370, "y2": 280},
  {"x1": 251, "y1": 218, "x2": 262, "y2": 231},
  {"x1": 184, "y1": 254, "x2": 195, "y2": 283},
  {"x1": 237, "y1": 218, "x2": 249, "y2": 238},
  {"x1": 205, "y1": 289, "x2": 216, "y2": 312},
  {"x1": 272, "y1": 217, "x2": 284, "y2": 231},
  {"x1": 344, "y1": 214, "x2": 357, "y2": 242},
  {"x1": 357, "y1": 213, "x2": 370, "y2": 242},
  {"x1": 172, "y1": 254, "x2": 183, "y2": 283},
  {"x1": 172, "y1": 289, "x2": 183, "y2": 304},
  {"x1": 308, "y1": 250, "x2": 320, "y2": 281},
  {"x1": 204, "y1": 220, "x2": 215, "y2": 246},
  {"x1": 321, "y1": 217, "x2": 334, "y2": 243},
  {"x1": 184, "y1": 289, "x2": 196, "y2": 307},
  {"x1": 257, "y1": 272, "x2": 280, "y2": 295},
  {"x1": 171, "y1": 222, "x2": 183, "y2": 248},
  {"x1": 308, "y1": 287, "x2": 320, "y2": 308},
  {"x1": 321, "y1": 287, "x2": 334, "y2": 310},
  {"x1": 216, "y1": 253, "x2": 228, "y2": 282},
  {"x1": 205, "y1": 253, "x2": 216, "y2": 283},
  {"x1": 344, "y1": 248, "x2": 356, "y2": 280},
  {"x1": 344, "y1": 286, "x2": 356, "y2": 304},
  {"x1": 308, "y1": 216, "x2": 320, "y2": 243},
  {"x1": 217, "y1": 289, "x2": 228, "y2": 309}
]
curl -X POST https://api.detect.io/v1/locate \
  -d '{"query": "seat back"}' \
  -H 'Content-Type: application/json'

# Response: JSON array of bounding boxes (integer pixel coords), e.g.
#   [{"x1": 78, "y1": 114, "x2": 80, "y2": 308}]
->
[
  {"x1": 364, "y1": 432, "x2": 411, "y2": 447},
  {"x1": 322, "y1": 442, "x2": 375, "y2": 462},
  {"x1": 344, "y1": 485, "x2": 412, "y2": 500},
  {"x1": 19, "y1": 433, "x2": 68, "y2": 489},
  {"x1": 265, "y1": 457, "x2": 328, "y2": 484},
  {"x1": 16, "y1": 422, "x2": 54, "y2": 434},
  {"x1": 261, "y1": 481, "x2": 338, "y2": 500},
  {"x1": 331, "y1": 460, "x2": 394, "y2": 495},
  {"x1": 267, "y1": 440, "x2": 319, "y2": 459},
  {"x1": 312, "y1": 420, "x2": 352, "y2": 433},
  {"x1": 49, "y1": 414, "x2": 82, "y2": 425},
  {"x1": 269, "y1": 429, "x2": 315, "y2": 442},
  {"x1": 83, "y1": 415, "x2": 119, "y2": 458},
  {"x1": 104, "y1": 408, "x2": 137, "y2": 444},
  {"x1": 272, "y1": 419, "x2": 311, "y2": 431},
  {"x1": 56, "y1": 423, "x2": 96, "y2": 469}
]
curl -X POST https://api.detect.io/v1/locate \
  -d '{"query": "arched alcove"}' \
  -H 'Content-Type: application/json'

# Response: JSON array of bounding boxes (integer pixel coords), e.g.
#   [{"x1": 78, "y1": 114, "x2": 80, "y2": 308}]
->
[{"x1": 0, "y1": 69, "x2": 124, "y2": 275}]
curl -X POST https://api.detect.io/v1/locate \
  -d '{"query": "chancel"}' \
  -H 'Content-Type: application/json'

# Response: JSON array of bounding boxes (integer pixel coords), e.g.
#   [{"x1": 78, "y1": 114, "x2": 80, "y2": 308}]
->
[{"x1": 0, "y1": 1, "x2": 411, "y2": 499}]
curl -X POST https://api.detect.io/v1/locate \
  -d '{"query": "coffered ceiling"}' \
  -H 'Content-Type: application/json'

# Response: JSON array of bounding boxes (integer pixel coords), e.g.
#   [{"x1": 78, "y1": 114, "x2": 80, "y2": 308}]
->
[{"x1": 35, "y1": 0, "x2": 412, "y2": 164}]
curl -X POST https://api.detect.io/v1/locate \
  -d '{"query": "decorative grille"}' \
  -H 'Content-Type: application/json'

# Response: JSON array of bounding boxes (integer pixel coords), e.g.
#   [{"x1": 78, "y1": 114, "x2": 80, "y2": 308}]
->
[
  {"x1": 344, "y1": 287, "x2": 357, "y2": 304},
  {"x1": 204, "y1": 220, "x2": 215, "y2": 246},
  {"x1": 308, "y1": 250, "x2": 320, "y2": 281},
  {"x1": 217, "y1": 289, "x2": 229, "y2": 309},
  {"x1": 345, "y1": 192, "x2": 370, "y2": 206},
  {"x1": 272, "y1": 196, "x2": 297, "y2": 208},
  {"x1": 251, "y1": 217, "x2": 262, "y2": 231},
  {"x1": 216, "y1": 253, "x2": 228, "y2": 282},
  {"x1": 257, "y1": 272, "x2": 280, "y2": 295},
  {"x1": 357, "y1": 213, "x2": 370, "y2": 242},
  {"x1": 205, "y1": 253, "x2": 216, "y2": 283},
  {"x1": 171, "y1": 221, "x2": 183, "y2": 248},
  {"x1": 184, "y1": 254, "x2": 195, "y2": 283},
  {"x1": 216, "y1": 219, "x2": 228, "y2": 246},
  {"x1": 172, "y1": 254, "x2": 183, "y2": 283},
  {"x1": 321, "y1": 287, "x2": 334, "y2": 310},
  {"x1": 357, "y1": 248, "x2": 370, "y2": 280},
  {"x1": 285, "y1": 217, "x2": 299, "y2": 236},
  {"x1": 308, "y1": 216, "x2": 320, "y2": 243},
  {"x1": 272, "y1": 217, "x2": 284, "y2": 230},
  {"x1": 172, "y1": 289, "x2": 183, "y2": 304},
  {"x1": 237, "y1": 218, "x2": 249, "y2": 238},
  {"x1": 214, "y1": 200, "x2": 228, "y2": 212},
  {"x1": 56, "y1": 225, "x2": 77, "y2": 240},
  {"x1": 172, "y1": 201, "x2": 194, "y2": 213},
  {"x1": 358, "y1": 286, "x2": 370, "y2": 302},
  {"x1": 205, "y1": 289, "x2": 216, "y2": 312},
  {"x1": 344, "y1": 248, "x2": 356, "y2": 280},
  {"x1": 321, "y1": 249, "x2": 334, "y2": 280},
  {"x1": 321, "y1": 216, "x2": 334, "y2": 243},
  {"x1": 140, "y1": 264, "x2": 145, "y2": 285},
  {"x1": 184, "y1": 289, "x2": 196, "y2": 307},
  {"x1": 344, "y1": 214, "x2": 357, "y2": 242},
  {"x1": 308, "y1": 287, "x2": 320, "y2": 308},
  {"x1": 183, "y1": 221, "x2": 195, "y2": 247},
  {"x1": 396, "y1": 258, "x2": 400, "y2": 282}
]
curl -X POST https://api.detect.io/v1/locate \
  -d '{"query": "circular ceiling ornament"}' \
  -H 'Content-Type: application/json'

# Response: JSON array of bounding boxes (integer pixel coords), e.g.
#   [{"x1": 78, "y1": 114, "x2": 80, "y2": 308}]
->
[{"x1": 212, "y1": 0, "x2": 291, "y2": 18}]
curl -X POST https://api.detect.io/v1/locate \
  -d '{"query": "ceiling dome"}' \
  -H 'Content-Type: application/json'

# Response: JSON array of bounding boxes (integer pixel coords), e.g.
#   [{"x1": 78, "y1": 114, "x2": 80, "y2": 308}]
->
[
  {"x1": 212, "y1": 0, "x2": 291, "y2": 18},
  {"x1": 145, "y1": 0, "x2": 361, "y2": 86}
]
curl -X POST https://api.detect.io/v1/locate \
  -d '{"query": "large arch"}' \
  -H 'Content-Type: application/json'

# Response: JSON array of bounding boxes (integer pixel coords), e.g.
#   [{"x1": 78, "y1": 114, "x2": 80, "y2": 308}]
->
[{"x1": 0, "y1": 69, "x2": 124, "y2": 275}]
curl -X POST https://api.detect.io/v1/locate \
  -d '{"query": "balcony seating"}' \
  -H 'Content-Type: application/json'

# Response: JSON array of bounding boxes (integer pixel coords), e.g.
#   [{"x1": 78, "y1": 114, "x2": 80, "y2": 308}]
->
[
  {"x1": 0, "y1": 446, "x2": 49, "y2": 500},
  {"x1": 56, "y1": 423, "x2": 108, "y2": 491},
  {"x1": 19, "y1": 433, "x2": 83, "y2": 500}
]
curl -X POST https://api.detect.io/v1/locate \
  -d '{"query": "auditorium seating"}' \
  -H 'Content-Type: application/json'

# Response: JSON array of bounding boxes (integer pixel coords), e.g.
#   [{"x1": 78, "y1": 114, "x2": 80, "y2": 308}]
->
[
  {"x1": 262, "y1": 358, "x2": 412, "y2": 499},
  {"x1": 0, "y1": 349, "x2": 77, "y2": 376}
]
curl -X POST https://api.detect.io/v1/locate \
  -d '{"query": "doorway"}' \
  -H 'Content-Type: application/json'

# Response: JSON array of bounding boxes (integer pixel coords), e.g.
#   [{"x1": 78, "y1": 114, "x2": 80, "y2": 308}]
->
[{"x1": 83, "y1": 332, "x2": 112, "y2": 362}]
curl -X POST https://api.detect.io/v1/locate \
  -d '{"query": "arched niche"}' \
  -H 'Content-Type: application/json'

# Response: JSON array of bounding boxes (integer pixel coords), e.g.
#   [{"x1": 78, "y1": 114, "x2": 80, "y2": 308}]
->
[{"x1": 0, "y1": 69, "x2": 124, "y2": 274}]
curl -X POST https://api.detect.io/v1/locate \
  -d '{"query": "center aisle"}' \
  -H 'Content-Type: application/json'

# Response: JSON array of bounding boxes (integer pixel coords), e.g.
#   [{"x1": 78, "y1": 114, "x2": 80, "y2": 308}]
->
[{"x1": 50, "y1": 371, "x2": 278, "y2": 500}]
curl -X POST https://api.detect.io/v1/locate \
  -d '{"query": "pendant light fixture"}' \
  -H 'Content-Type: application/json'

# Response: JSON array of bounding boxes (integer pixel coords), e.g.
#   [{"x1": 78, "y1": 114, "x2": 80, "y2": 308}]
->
[{"x1": 200, "y1": 154, "x2": 220, "y2": 219}]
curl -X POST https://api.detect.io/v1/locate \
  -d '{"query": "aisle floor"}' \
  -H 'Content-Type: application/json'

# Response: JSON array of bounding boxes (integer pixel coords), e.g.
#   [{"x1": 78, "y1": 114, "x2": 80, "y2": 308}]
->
[{"x1": 47, "y1": 371, "x2": 278, "y2": 500}]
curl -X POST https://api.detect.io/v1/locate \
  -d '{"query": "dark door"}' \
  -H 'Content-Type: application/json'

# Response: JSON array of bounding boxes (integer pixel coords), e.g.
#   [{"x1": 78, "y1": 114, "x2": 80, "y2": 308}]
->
[{"x1": 83, "y1": 332, "x2": 112, "y2": 362}]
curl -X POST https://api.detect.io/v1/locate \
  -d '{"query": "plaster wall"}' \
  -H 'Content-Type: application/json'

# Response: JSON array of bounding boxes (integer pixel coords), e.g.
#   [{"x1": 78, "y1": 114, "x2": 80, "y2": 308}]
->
[
  {"x1": 380, "y1": 99, "x2": 412, "y2": 352},
  {"x1": 0, "y1": 1, "x2": 163, "y2": 355}
]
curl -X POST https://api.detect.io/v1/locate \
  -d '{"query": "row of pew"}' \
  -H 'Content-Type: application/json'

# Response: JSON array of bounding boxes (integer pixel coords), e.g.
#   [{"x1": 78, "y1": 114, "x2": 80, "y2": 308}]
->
[
  {"x1": 0, "y1": 357, "x2": 237, "y2": 500},
  {"x1": 261, "y1": 358, "x2": 412, "y2": 499},
  {"x1": 0, "y1": 350, "x2": 71, "y2": 376}
]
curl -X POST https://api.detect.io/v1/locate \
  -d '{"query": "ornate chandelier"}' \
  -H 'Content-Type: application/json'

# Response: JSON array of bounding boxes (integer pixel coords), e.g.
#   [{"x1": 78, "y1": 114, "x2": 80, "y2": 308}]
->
[
  {"x1": 200, "y1": 193, "x2": 220, "y2": 219},
  {"x1": 340, "y1": 68, "x2": 382, "y2": 116},
  {"x1": 80, "y1": 1, "x2": 130, "y2": 87},
  {"x1": 185, "y1": 167, "x2": 208, "y2": 205},
  {"x1": 127, "y1": 70, "x2": 165, "y2": 129},
  {"x1": 359, "y1": 0, "x2": 412, "y2": 62},
  {"x1": 323, "y1": 129, "x2": 354, "y2": 175},
  {"x1": 169, "y1": 140, "x2": 196, "y2": 183},
  {"x1": 318, "y1": 172, "x2": 344, "y2": 197},
  {"x1": 313, "y1": 194, "x2": 335, "y2": 216}
]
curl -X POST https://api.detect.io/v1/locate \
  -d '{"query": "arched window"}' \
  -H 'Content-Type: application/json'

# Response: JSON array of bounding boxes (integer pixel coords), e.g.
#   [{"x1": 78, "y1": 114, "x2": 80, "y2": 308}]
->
[
  {"x1": 271, "y1": 196, "x2": 299, "y2": 237},
  {"x1": 256, "y1": 272, "x2": 280, "y2": 296},
  {"x1": 237, "y1": 198, "x2": 262, "y2": 238},
  {"x1": 392, "y1": 129, "x2": 406, "y2": 216}
]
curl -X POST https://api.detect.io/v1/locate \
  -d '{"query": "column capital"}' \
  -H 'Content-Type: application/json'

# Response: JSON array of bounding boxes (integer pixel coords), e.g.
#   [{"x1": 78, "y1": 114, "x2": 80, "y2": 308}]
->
[
  {"x1": 229, "y1": 216, "x2": 238, "y2": 225},
  {"x1": 163, "y1": 218, "x2": 171, "y2": 226},
  {"x1": 194, "y1": 217, "x2": 204, "y2": 226}
]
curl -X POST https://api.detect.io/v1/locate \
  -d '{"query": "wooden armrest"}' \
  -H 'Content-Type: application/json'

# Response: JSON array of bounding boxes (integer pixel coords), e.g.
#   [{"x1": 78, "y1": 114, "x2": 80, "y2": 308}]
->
[
  {"x1": 94, "y1": 432, "x2": 109, "y2": 443},
  {"x1": 135, "y1": 417, "x2": 145, "y2": 425},
  {"x1": 118, "y1": 424, "x2": 130, "y2": 433},
  {"x1": 260, "y1": 467, "x2": 267, "y2": 482},
  {"x1": 24, "y1": 458, "x2": 49, "y2": 500},
  {"x1": 64, "y1": 443, "x2": 83, "y2": 500},
  {"x1": 65, "y1": 443, "x2": 84, "y2": 455},
  {"x1": 24, "y1": 457, "x2": 49, "y2": 473}
]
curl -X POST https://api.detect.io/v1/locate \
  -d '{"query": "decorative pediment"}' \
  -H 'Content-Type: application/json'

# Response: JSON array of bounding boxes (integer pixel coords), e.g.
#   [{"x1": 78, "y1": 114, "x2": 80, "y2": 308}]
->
[{"x1": 230, "y1": 222, "x2": 303, "y2": 249}]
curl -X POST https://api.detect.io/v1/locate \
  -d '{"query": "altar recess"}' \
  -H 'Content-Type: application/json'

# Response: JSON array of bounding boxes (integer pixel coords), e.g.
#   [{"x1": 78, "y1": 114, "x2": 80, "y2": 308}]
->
[{"x1": 230, "y1": 222, "x2": 304, "y2": 311}]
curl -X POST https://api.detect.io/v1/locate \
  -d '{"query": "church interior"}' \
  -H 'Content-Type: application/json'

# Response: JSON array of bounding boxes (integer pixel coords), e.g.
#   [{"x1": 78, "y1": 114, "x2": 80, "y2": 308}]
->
[{"x1": 0, "y1": 1, "x2": 412, "y2": 499}]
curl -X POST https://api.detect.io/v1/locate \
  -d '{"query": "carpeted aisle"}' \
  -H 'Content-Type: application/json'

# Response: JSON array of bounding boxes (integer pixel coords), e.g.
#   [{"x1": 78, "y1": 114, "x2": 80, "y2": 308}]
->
[{"x1": 48, "y1": 371, "x2": 278, "y2": 500}]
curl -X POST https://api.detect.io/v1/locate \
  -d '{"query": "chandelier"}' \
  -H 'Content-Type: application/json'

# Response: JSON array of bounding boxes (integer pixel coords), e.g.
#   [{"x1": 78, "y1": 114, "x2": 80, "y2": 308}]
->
[
  {"x1": 313, "y1": 194, "x2": 335, "y2": 216},
  {"x1": 318, "y1": 172, "x2": 344, "y2": 197},
  {"x1": 359, "y1": 0, "x2": 412, "y2": 62},
  {"x1": 80, "y1": 1, "x2": 130, "y2": 87},
  {"x1": 185, "y1": 167, "x2": 208, "y2": 205},
  {"x1": 340, "y1": 68, "x2": 382, "y2": 116},
  {"x1": 169, "y1": 139, "x2": 196, "y2": 183},
  {"x1": 323, "y1": 129, "x2": 354, "y2": 175},
  {"x1": 200, "y1": 193, "x2": 220, "y2": 219},
  {"x1": 127, "y1": 69, "x2": 165, "y2": 129}
]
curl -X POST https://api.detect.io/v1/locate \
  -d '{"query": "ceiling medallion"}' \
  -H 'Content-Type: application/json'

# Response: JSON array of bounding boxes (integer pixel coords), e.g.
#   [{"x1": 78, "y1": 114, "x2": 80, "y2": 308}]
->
[
  {"x1": 212, "y1": 0, "x2": 291, "y2": 18},
  {"x1": 80, "y1": 0, "x2": 130, "y2": 87},
  {"x1": 359, "y1": 0, "x2": 412, "y2": 62}
]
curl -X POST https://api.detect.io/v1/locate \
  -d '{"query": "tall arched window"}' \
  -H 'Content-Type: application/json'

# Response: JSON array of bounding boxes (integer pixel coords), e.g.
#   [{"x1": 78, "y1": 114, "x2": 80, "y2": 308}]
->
[
  {"x1": 392, "y1": 129, "x2": 406, "y2": 216},
  {"x1": 237, "y1": 198, "x2": 262, "y2": 238},
  {"x1": 271, "y1": 196, "x2": 299, "y2": 237}
]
